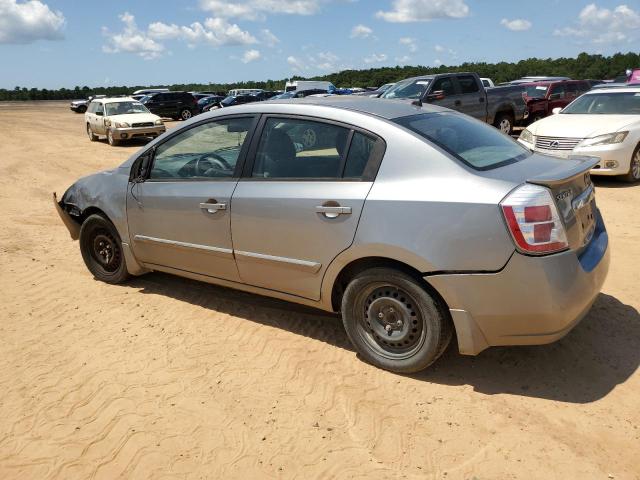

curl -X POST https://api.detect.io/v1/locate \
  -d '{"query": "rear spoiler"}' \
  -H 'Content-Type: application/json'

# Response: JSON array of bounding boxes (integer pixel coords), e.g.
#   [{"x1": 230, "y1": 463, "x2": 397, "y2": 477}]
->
[{"x1": 527, "y1": 156, "x2": 599, "y2": 187}]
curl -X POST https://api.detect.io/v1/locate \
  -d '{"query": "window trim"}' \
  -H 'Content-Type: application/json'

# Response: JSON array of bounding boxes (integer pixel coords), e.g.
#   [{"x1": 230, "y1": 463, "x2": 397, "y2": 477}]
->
[
  {"x1": 134, "y1": 113, "x2": 260, "y2": 183},
  {"x1": 240, "y1": 114, "x2": 386, "y2": 182}
]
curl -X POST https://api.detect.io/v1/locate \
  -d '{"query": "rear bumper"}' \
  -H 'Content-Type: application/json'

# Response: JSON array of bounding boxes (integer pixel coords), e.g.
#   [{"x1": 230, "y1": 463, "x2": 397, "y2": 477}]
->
[{"x1": 429, "y1": 212, "x2": 609, "y2": 355}]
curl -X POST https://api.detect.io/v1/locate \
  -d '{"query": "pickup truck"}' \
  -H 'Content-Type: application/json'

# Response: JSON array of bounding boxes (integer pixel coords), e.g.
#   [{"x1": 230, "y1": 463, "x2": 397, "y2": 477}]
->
[
  {"x1": 522, "y1": 79, "x2": 591, "y2": 124},
  {"x1": 380, "y1": 72, "x2": 527, "y2": 134}
]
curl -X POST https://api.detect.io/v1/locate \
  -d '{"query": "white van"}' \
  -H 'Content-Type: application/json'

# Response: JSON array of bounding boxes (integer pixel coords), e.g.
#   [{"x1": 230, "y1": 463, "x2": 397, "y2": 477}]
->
[
  {"x1": 228, "y1": 88, "x2": 264, "y2": 97},
  {"x1": 284, "y1": 80, "x2": 335, "y2": 93}
]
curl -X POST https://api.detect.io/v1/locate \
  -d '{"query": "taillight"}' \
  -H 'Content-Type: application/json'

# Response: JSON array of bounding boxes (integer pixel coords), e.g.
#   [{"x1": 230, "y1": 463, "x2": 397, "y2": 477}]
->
[{"x1": 500, "y1": 184, "x2": 569, "y2": 255}]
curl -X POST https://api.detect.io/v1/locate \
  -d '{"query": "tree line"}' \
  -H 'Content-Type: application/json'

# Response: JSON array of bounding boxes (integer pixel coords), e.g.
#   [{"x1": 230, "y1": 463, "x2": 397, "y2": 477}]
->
[{"x1": 1, "y1": 51, "x2": 638, "y2": 101}]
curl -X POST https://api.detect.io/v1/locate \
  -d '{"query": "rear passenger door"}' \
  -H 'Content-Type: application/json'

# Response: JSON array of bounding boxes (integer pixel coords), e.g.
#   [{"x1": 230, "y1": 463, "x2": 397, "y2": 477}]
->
[
  {"x1": 453, "y1": 74, "x2": 486, "y2": 120},
  {"x1": 230, "y1": 116, "x2": 385, "y2": 300}
]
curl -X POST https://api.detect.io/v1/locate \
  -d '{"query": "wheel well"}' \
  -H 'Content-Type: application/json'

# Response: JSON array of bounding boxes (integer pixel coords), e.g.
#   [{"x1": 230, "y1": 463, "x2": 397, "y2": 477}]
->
[
  {"x1": 330, "y1": 256, "x2": 449, "y2": 314},
  {"x1": 79, "y1": 206, "x2": 111, "y2": 225}
]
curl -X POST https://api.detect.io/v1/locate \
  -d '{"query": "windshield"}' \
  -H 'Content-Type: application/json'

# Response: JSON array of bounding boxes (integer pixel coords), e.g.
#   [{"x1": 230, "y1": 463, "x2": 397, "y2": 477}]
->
[
  {"x1": 562, "y1": 92, "x2": 640, "y2": 114},
  {"x1": 525, "y1": 85, "x2": 549, "y2": 98},
  {"x1": 382, "y1": 78, "x2": 432, "y2": 99},
  {"x1": 105, "y1": 101, "x2": 149, "y2": 116},
  {"x1": 394, "y1": 112, "x2": 530, "y2": 170}
]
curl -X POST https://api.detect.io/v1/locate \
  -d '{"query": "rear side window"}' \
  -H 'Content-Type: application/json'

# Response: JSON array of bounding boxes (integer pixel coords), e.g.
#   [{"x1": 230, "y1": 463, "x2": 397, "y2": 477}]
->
[
  {"x1": 251, "y1": 118, "x2": 349, "y2": 179},
  {"x1": 344, "y1": 132, "x2": 376, "y2": 178},
  {"x1": 394, "y1": 112, "x2": 530, "y2": 170},
  {"x1": 457, "y1": 75, "x2": 480, "y2": 94}
]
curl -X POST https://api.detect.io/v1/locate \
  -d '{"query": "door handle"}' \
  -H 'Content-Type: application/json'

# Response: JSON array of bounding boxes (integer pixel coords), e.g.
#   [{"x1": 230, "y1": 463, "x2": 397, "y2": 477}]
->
[
  {"x1": 454, "y1": 100, "x2": 462, "y2": 106},
  {"x1": 316, "y1": 205, "x2": 352, "y2": 218},
  {"x1": 200, "y1": 202, "x2": 227, "y2": 213}
]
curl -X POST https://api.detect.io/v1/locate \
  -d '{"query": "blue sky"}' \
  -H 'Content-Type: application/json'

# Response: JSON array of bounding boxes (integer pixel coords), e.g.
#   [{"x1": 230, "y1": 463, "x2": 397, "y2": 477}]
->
[{"x1": 0, "y1": 0, "x2": 639, "y2": 89}]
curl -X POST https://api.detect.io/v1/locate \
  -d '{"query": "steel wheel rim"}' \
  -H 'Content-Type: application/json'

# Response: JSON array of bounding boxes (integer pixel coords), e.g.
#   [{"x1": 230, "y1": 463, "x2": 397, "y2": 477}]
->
[
  {"x1": 108, "y1": 130, "x2": 113, "y2": 144},
  {"x1": 356, "y1": 283, "x2": 426, "y2": 360},
  {"x1": 632, "y1": 150, "x2": 640, "y2": 179},
  {"x1": 500, "y1": 119, "x2": 511, "y2": 134},
  {"x1": 182, "y1": 110, "x2": 192, "y2": 120},
  {"x1": 302, "y1": 128, "x2": 317, "y2": 148},
  {"x1": 90, "y1": 230, "x2": 121, "y2": 272}
]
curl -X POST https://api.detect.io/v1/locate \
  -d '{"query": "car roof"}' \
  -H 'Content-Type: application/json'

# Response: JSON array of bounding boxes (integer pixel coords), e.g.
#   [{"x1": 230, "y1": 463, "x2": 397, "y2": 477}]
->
[
  {"x1": 97, "y1": 97, "x2": 138, "y2": 104},
  {"x1": 228, "y1": 96, "x2": 450, "y2": 120}
]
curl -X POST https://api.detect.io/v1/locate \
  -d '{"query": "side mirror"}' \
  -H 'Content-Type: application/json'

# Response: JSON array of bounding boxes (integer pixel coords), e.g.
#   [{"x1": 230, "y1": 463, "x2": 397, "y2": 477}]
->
[
  {"x1": 552, "y1": 107, "x2": 563, "y2": 115},
  {"x1": 425, "y1": 90, "x2": 446, "y2": 102},
  {"x1": 95, "y1": 111, "x2": 103, "y2": 116}
]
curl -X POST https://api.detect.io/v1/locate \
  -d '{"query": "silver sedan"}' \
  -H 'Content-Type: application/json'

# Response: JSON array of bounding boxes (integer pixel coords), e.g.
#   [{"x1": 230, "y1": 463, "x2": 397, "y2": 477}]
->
[{"x1": 55, "y1": 97, "x2": 609, "y2": 373}]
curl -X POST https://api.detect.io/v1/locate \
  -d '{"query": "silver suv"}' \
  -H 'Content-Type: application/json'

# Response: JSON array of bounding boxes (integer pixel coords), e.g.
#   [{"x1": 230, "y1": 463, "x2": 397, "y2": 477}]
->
[{"x1": 55, "y1": 97, "x2": 609, "y2": 373}]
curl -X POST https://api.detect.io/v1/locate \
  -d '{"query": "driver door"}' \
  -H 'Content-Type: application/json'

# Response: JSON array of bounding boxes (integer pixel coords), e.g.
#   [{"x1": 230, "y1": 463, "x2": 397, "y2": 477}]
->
[{"x1": 127, "y1": 115, "x2": 257, "y2": 281}]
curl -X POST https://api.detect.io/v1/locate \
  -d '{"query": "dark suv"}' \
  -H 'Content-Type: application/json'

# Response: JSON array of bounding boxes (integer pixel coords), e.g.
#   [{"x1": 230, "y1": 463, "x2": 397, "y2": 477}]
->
[{"x1": 141, "y1": 91, "x2": 198, "y2": 120}]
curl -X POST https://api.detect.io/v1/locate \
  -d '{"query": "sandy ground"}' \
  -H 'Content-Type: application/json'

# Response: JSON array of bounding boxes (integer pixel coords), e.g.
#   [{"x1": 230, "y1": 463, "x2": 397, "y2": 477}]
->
[{"x1": 0, "y1": 101, "x2": 639, "y2": 480}]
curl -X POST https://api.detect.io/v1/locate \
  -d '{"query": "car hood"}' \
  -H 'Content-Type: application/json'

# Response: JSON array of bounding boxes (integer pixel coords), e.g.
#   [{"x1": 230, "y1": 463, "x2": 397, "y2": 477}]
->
[
  {"x1": 108, "y1": 113, "x2": 161, "y2": 124},
  {"x1": 529, "y1": 113, "x2": 640, "y2": 138}
]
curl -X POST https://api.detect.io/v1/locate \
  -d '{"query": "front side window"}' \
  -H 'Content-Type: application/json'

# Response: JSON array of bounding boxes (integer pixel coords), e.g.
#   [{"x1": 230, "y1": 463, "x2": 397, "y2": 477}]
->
[
  {"x1": 394, "y1": 112, "x2": 530, "y2": 170},
  {"x1": 252, "y1": 118, "x2": 350, "y2": 179},
  {"x1": 149, "y1": 117, "x2": 253, "y2": 179},
  {"x1": 525, "y1": 85, "x2": 549, "y2": 98},
  {"x1": 550, "y1": 84, "x2": 567, "y2": 99},
  {"x1": 432, "y1": 77, "x2": 456, "y2": 96}
]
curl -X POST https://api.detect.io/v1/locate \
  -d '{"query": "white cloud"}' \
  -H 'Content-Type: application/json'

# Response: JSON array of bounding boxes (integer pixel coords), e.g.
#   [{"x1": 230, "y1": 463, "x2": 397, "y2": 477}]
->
[
  {"x1": 554, "y1": 3, "x2": 640, "y2": 44},
  {"x1": 261, "y1": 28, "x2": 279, "y2": 46},
  {"x1": 395, "y1": 55, "x2": 411, "y2": 64},
  {"x1": 103, "y1": 13, "x2": 165, "y2": 60},
  {"x1": 350, "y1": 24, "x2": 373, "y2": 38},
  {"x1": 241, "y1": 48, "x2": 261, "y2": 63},
  {"x1": 364, "y1": 53, "x2": 388, "y2": 64},
  {"x1": 434, "y1": 58, "x2": 442, "y2": 66},
  {"x1": 287, "y1": 55, "x2": 306, "y2": 72},
  {"x1": 500, "y1": 18, "x2": 532, "y2": 31},
  {"x1": 200, "y1": 0, "x2": 321, "y2": 20},
  {"x1": 399, "y1": 36, "x2": 417, "y2": 52},
  {"x1": 0, "y1": 0, "x2": 65, "y2": 44},
  {"x1": 316, "y1": 51, "x2": 339, "y2": 70},
  {"x1": 376, "y1": 0, "x2": 469, "y2": 23}
]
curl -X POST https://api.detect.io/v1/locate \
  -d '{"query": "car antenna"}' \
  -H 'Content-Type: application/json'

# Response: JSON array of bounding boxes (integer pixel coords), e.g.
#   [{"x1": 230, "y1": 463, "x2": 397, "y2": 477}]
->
[{"x1": 412, "y1": 98, "x2": 422, "y2": 107}]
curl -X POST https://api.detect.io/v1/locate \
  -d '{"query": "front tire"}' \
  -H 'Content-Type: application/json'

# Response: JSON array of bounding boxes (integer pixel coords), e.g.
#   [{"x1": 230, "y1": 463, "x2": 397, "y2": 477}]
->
[
  {"x1": 622, "y1": 144, "x2": 640, "y2": 183},
  {"x1": 494, "y1": 112, "x2": 514, "y2": 135},
  {"x1": 341, "y1": 268, "x2": 452, "y2": 373},
  {"x1": 180, "y1": 108, "x2": 193, "y2": 121},
  {"x1": 79, "y1": 214, "x2": 129, "y2": 284},
  {"x1": 87, "y1": 123, "x2": 98, "y2": 142},
  {"x1": 107, "y1": 129, "x2": 120, "y2": 146}
]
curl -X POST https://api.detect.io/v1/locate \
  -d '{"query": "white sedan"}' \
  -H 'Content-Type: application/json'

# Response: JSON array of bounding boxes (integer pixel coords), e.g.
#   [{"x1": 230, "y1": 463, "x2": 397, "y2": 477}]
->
[{"x1": 518, "y1": 87, "x2": 640, "y2": 182}]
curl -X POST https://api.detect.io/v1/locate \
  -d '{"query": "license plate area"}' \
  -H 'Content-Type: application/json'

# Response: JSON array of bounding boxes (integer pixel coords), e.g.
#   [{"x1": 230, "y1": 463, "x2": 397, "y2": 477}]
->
[{"x1": 577, "y1": 199, "x2": 596, "y2": 246}]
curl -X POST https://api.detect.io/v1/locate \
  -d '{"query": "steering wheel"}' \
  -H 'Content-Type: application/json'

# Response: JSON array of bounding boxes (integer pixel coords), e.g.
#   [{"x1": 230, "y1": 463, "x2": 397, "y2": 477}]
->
[{"x1": 194, "y1": 153, "x2": 232, "y2": 176}]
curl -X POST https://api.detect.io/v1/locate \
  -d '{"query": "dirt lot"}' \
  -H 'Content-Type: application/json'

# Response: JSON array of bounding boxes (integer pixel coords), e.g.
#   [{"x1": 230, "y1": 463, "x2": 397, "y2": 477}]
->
[{"x1": 0, "y1": 102, "x2": 639, "y2": 479}]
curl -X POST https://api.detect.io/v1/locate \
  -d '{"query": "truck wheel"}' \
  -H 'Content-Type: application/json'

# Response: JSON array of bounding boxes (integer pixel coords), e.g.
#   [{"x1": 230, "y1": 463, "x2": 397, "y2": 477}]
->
[
  {"x1": 87, "y1": 124, "x2": 98, "y2": 142},
  {"x1": 107, "y1": 129, "x2": 120, "y2": 146},
  {"x1": 622, "y1": 145, "x2": 640, "y2": 183},
  {"x1": 341, "y1": 268, "x2": 452, "y2": 373},
  {"x1": 79, "y1": 214, "x2": 129, "y2": 284},
  {"x1": 180, "y1": 109, "x2": 193, "y2": 121},
  {"x1": 77, "y1": 105, "x2": 87, "y2": 114},
  {"x1": 494, "y1": 113, "x2": 514, "y2": 135}
]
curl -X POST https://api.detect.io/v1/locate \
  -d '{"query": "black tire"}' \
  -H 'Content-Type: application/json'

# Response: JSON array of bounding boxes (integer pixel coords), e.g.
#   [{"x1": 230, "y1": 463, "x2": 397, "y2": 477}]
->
[
  {"x1": 76, "y1": 106, "x2": 87, "y2": 114},
  {"x1": 494, "y1": 112, "x2": 514, "y2": 135},
  {"x1": 79, "y1": 214, "x2": 129, "y2": 284},
  {"x1": 621, "y1": 144, "x2": 640, "y2": 183},
  {"x1": 107, "y1": 129, "x2": 120, "y2": 146},
  {"x1": 179, "y1": 108, "x2": 193, "y2": 121},
  {"x1": 341, "y1": 268, "x2": 452, "y2": 373},
  {"x1": 87, "y1": 123, "x2": 98, "y2": 142}
]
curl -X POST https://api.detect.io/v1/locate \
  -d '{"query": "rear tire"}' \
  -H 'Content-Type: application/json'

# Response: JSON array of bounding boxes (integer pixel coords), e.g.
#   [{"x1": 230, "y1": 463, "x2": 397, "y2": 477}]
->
[
  {"x1": 494, "y1": 112, "x2": 514, "y2": 135},
  {"x1": 180, "y1": 108, "x2": 192, "y2": 121},
  {"x1": 341, "y1": 268, "x2": 452, "y2": 373},
  {"x1": 79, "y1": 214, "x2": 129, "y2": 284},
  {"x1": 622, "y1": 144, "x2": 640, "y2": 183}
]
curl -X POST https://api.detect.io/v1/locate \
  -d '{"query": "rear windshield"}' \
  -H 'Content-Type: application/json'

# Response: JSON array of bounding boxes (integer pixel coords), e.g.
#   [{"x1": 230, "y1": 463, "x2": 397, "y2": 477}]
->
[{"x1": 394, "y1": 112, "x2": 530, "y2": 170}]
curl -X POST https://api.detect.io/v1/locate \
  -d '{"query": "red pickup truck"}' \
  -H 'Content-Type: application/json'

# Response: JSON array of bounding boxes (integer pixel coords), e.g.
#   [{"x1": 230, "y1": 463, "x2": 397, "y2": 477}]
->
[{"x1": 522, "y1": 80, "x2": 591, "y2": 124}]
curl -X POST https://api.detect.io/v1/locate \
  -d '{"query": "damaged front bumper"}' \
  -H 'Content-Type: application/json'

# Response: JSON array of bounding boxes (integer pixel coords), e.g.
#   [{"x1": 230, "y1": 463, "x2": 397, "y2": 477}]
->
[{"x1": 53, "y1": 192, "x2": 80, "y2": 240}]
